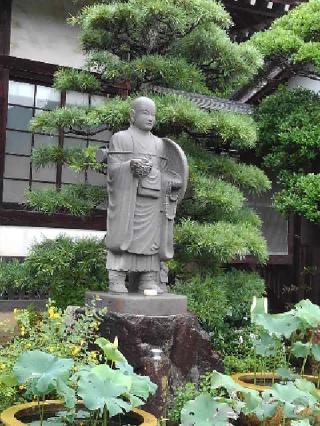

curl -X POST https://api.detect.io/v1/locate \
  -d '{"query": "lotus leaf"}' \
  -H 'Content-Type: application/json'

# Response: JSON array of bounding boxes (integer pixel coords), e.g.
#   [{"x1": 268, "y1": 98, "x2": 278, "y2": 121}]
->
[
  {"x1": 291, "y1": 342, "x2": 312, "y2": 359},
  {"x1": 95, "y1": 337, "x2": 125, "y2": 364},
  {"x1": 77, "y1": 371, "x2": 131, "y2": 417},
  {"x1": 295, "y1": 300, "x2": 320, "y2": 328},
  {"x1": 291, "y1": 420, "x2": 311, "y2": 426},
  {"x1": 211, "y1": 371, "x2": 247, "y2": 393},
  {"x1": 14, "y1": 350, "x2": 74, "y2": 396},
  {"x1": 276, "y1": 368, "x2": 298, "y2": 380},
  {"x1": 294, "y1": 378, "x2": 317, "y2": 395},
  {"x1": 181, "y1": 394, "x2": 237, "y2": 426},
  {"x1": 128, "y1": 372, "x2": 157, "y2": 406},
  {"x1": 254, "y1": 312, "x2": 300, "y2": 338},
  {"x1": 254, "y1": 332, "x2": 279, "y2": 357},
  {"x1": 311, "y1": 344, "x2": 320, "y2": 361},
  {"x1": 264, "y1": 382, "x2": 317, "y2": 418}
]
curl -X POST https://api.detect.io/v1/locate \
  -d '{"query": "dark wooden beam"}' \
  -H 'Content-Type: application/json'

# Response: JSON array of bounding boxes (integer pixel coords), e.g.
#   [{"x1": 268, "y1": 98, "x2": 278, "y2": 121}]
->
[
  {"x1": 0, "y1": 0, "x2": 11, "y2": 203},
  {"x1": 223, "y1": 2, "x2": 282, "y2": 18},
  {"x1": 0, "y1": 207, "x2": 106, "y2": 230},
  {"x1": 0, "y1": 0, "x2": 12, "y2": 56}
]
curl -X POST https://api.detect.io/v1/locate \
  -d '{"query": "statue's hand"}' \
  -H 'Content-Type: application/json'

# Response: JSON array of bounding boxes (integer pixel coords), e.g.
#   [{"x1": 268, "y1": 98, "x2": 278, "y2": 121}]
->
[
  {"x1": 166, "y1": 171, "x2": 183, "y2": 191},
  {"x1": 130, "y1": 158, "x2": 152, "y2": 178}
]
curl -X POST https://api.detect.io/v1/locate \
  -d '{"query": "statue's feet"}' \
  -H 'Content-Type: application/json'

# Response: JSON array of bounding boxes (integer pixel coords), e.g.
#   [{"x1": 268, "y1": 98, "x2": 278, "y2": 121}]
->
[
  {"x1": 138, "y1": 281, "x2": 164, "y2": 295},
  {"x1": 158, "y1": 283, "x2": 168, "y2": 293},
  {"x1": 109, "y1": 282, "x2": 128, "y2": 294}
]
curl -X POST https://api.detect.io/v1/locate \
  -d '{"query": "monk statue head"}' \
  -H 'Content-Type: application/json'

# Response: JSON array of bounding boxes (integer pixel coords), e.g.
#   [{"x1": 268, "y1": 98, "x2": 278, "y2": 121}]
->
[{"x1": 130, "y1": 96, "x2": 156, "y2": 132}]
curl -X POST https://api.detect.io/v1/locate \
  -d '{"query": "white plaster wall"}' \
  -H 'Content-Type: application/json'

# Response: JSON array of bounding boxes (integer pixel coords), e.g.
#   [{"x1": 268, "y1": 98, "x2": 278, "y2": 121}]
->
[
  {"x1": 288, "y1": 75, "x2": 320, "y2": 94},
  {"x1": 10, "y1": 0, "x2": 86, "y2": 68},
  {"x1": 0, "y1": 226, "x2": 106, "y2": 257}
]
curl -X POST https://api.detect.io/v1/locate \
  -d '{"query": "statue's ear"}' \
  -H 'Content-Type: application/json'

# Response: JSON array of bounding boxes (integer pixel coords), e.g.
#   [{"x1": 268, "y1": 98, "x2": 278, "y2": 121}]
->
[{"x1": 129, "y1": 108, "x2": 135, "y2": 124}]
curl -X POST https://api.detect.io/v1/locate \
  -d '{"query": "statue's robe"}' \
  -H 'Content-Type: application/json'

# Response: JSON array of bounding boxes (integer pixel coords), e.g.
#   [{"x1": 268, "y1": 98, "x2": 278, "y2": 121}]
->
[{"x1": 106, "y1": 126, "x2": 167, "y2": 272}]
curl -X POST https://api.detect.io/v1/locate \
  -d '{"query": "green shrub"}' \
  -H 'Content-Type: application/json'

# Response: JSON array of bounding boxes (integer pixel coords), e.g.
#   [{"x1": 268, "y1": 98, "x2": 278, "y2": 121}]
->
[
  {"x1": 256, "y1": 87, "x2": 320, "y2": 222},
  {"x1": 0, "y1": 259, "x2": 25, "y2": 294},
  {"x1": 23, "y1": 237, "x2": 108, "y2": 308},
  {"x1": 25, "y1": 184, "x2": 107, "y2": 216},
  {"x1": 274, "y1": 173, "x2": 320, "y2": 222},
  {"x1": 173, "y1": 270, "x2": 265, "y2": 352},
  {"x1": 173, "y1": 269, "x2": 265, "y2": 331},
  {"x1": 173, "y1": 273, "x2": 228, "y2": 332}
]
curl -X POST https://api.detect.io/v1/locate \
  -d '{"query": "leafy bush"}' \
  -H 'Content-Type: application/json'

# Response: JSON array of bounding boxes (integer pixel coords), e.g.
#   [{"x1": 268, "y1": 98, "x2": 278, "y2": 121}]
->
[
  {"x1": 174, "y1": 219, "x2": 268, "y2": 266},
  {"x1": 23, "y1": 237, "x2": 107, "y2": 308},
  {"x1": 256, "y1": 87, "x2": 320, "y2": 222},
  {"x1": 256, "y1": 87, "x2": 320, "y2": 175},
  {"x1": 274, "y1": 173, "x2": 320, "y2": 222},
  {"x1": 173, "y1": 270, "x2": 265, "y2": 351},
  {"x1": 54, "y1": 68, "x2": 101, "y2": 93},
  {"x1": 0, "y1": 259, "x2": 25, "y2": 295}
]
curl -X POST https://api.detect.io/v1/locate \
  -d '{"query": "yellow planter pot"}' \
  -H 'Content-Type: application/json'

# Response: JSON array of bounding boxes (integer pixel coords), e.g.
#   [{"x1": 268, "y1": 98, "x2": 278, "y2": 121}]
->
[
  {"x1": 0, "y1": 400, "x2": 157, "y2": 426},
  {"x1": 232, "y1": 373, "x2": 320, "y2": 426},
  {"x1": 232, "y1": 372, "x2": 320, "y2": 393}
]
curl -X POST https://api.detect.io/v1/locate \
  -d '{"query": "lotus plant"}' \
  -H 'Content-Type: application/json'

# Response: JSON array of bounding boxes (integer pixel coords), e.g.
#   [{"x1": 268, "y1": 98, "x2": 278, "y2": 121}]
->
[
  {"x1": 253, "y1": 299, "x2": 320, "y2": 383},
  {"x1": 181, "y1": 371, "x2": 320, "y2": 426},
  {"x1": 12, "y1": 337, "x2": 157, "y2": 426}
]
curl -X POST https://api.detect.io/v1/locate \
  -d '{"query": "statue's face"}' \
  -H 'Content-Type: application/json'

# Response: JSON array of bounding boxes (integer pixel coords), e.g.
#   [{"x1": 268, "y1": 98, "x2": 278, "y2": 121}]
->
[{"x1": 132, "y1": 101, "x2": 156, "y2": 131}]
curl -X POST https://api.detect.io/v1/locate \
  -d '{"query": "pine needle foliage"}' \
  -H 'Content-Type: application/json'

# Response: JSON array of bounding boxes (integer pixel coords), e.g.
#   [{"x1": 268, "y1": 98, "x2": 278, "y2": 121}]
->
[
  {"x1": 249, "y1": 0, "x2": 320, "y2": 72},
  {"x1": 54, "y1": 69, "x2": 101, "y2": 93},
  {"x1": 32, "y1": 145, "x2": 104, "y2": 172},
  {"x1": 31, "y1": 94, "x2": 257, "y2": 149},
  {"x1": 25, "y1": 184, "x2": 106, "y2": 216}
]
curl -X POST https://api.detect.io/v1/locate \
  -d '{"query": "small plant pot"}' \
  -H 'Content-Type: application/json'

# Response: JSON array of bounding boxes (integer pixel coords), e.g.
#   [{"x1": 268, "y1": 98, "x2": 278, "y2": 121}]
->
[
  {"x1": 232, "y1": 372, "x2": 280, "y2": 392},
  {"x1": 232, "y1": 372, "x2": 320, "y2": 393},
  {"x1": 237, "y1": 407, "x2": 284, "y2": 426},
  {"x1": 232, "y1": 373, "x2": 320, "y2": 426},
  {"x1": 0, "y1": 400, "x2": 157, "y2": 426}
]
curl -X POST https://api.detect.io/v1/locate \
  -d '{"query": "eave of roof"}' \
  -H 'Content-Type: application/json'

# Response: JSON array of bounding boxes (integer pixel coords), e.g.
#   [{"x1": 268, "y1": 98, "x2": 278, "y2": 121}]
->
[{"x1": 145, "y1": 84, "x2": 254, "y2": 114}]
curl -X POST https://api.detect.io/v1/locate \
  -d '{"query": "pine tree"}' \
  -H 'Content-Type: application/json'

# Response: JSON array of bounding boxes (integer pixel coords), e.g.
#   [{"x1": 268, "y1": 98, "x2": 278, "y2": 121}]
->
[
  {"x1": 29, "y1": 0, "x2": 271, "y2": 345},
  {"x1": 248, "y1": 0, "x2": 320, "y2": 223}
]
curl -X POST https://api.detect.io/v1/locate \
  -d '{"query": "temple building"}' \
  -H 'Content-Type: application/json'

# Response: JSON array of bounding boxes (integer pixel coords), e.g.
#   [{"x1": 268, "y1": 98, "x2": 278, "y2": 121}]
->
[{"x1": 0, "y1": 0, "x2": 319, "y2": 307}]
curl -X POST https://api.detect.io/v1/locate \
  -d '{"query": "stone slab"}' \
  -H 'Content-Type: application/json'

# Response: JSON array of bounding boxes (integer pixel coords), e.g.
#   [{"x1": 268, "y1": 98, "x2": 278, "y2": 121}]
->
[{"x1": 85, "y1": 291, "x2": 188, "y2": 315}]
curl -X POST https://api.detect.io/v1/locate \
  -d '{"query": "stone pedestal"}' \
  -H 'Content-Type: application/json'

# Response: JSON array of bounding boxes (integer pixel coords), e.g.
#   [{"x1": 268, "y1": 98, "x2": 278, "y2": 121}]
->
[
  {"x1": 86, "y1": 291, "x2": 188, "y2": 316},
  {"x1": 97, "y1": 311, "x2": 223, "y2": 418}
]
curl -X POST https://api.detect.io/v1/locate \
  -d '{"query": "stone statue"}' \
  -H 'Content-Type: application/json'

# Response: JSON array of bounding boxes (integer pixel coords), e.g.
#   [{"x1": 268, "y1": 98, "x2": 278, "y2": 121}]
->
[{"x1": 97, "y1": 96, "x2": 188, "y2": 294}]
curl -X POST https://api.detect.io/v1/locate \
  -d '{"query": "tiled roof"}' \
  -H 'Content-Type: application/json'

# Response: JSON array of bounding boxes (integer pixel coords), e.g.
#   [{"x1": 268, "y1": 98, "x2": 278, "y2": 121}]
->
[{"x1": 145, "y1": 84, "x2": 254, "y2": 114}]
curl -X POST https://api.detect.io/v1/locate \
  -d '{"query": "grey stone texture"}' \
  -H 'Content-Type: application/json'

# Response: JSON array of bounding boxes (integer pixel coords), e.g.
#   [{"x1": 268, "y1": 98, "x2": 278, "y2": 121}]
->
[{"x1": 85, "y1": 291, "x2": 188, "y2": 316}]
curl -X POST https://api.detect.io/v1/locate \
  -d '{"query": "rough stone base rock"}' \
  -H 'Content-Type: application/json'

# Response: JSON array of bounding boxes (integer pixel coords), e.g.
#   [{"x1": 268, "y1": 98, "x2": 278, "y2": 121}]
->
[{"x1": 98, "y1": 312, "x2": 223, "y2": 418}]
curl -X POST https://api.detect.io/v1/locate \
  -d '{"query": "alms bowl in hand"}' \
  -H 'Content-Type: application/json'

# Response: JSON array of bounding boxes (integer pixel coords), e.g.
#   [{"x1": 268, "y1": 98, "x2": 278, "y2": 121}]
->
[{"x1": 130, "y1": 158, "x2": 152, "y2": 178}]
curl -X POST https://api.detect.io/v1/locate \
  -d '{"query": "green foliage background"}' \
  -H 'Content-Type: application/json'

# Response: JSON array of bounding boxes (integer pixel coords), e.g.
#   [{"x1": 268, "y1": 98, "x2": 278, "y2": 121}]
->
[
  {"x1": 249, "y1": 0, "x2": 320, "y2": 71},
  {"x1": 0, "y1": 238, "x2": 108, "y2": 309},
  {"x1": 256, "y1": 87, "x2": 320, "y2": 222}
]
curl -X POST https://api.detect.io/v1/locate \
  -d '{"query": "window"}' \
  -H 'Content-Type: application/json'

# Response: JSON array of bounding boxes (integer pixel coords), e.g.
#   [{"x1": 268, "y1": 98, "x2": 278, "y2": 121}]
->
[
  {"x1": 2, "y1": 80, "x2": 111, "y2": 206},
  {"x1": 246, "y1": 185, "x2": 288, "y2": 256}
]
